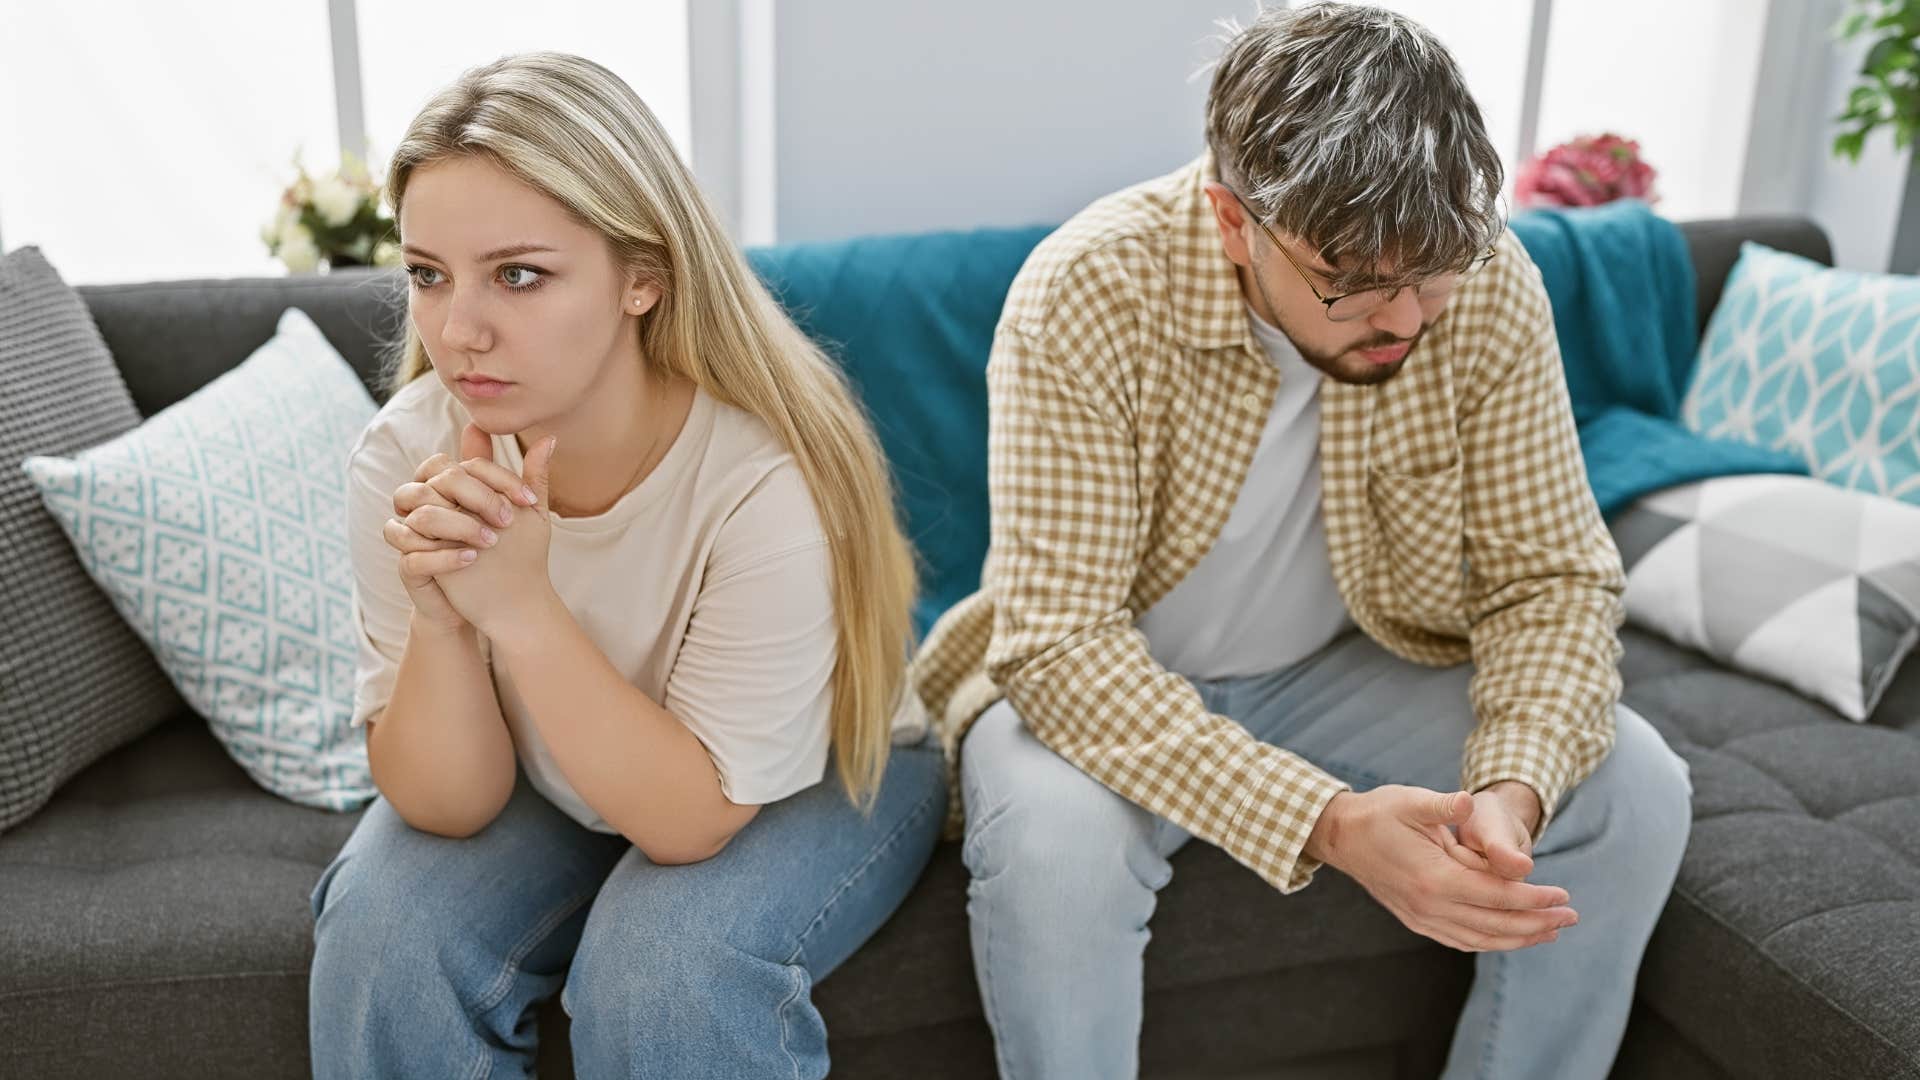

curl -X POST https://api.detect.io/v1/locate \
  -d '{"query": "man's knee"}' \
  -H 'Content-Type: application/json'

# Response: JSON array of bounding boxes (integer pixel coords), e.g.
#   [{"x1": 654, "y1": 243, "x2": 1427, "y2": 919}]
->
[
  {"x1": 1563, "y1": 705, "x2": 1693, "y2": 878},
  {"x1": 961, "y1": 700, "x2": 1170, "y2": 896}
]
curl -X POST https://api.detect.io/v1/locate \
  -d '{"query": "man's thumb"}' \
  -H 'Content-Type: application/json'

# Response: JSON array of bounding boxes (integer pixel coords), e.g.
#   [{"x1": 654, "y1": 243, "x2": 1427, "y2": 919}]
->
[
  {"x1": 1419, "y1": 790, "x2": 1473, "y2": 826},
  {"x1": 459, "y1": 421, "x2": 492, "y2": 464},
  {"x1": 526, "y1": 435, "x2": 556, "y2": 513}
]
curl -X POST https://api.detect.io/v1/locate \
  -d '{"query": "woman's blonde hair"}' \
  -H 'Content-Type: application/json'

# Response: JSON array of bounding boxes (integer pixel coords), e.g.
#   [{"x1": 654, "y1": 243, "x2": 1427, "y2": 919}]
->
[{"x1": 381, "y1": 51, "x2": 918, "y2": 806}]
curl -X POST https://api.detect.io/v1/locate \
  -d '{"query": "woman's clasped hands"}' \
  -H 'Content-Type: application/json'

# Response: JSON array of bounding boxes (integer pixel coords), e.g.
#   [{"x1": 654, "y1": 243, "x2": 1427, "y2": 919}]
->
[{"x1": 383, "y1": 422, "x2": 560, "y2": 638}]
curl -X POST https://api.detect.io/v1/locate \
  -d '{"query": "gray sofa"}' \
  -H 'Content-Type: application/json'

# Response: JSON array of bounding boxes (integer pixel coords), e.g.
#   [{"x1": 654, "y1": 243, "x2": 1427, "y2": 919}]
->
[{"x1": 4, "y1": 217, "x2": 1917, "y2": 1079}]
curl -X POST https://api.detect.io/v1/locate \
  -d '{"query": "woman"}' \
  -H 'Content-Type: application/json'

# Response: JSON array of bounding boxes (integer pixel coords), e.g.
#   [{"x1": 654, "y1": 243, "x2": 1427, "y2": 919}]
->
[{"x1": 308, "y1": 51, "x2": 942, "y2": 1078}]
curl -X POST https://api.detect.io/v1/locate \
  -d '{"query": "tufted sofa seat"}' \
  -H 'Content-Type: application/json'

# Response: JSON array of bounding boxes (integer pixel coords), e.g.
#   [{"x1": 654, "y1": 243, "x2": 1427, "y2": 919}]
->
[{"x1": 1614, "y1": 628, "x2": 1920, "y2": 1079}]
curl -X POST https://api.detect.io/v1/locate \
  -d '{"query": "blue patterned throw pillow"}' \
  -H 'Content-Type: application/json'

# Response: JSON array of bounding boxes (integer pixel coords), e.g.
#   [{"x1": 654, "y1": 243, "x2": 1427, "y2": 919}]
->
[
  {"x1": 1683, "y1": 242, "x2": 1920, "y2": 504},
  {"x1": 21, "y1": 307, "x2": 377, "y2": 811}
]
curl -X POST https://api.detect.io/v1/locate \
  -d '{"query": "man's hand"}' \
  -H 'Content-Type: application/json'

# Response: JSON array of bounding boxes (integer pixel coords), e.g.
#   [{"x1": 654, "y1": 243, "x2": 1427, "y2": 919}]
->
[
  {"x1": 1452, "y1": 780, "x2": 1542, "y2": 880},
  {"x1": 1306, "y1": 785, "x2": 1577, "y2": 953}
]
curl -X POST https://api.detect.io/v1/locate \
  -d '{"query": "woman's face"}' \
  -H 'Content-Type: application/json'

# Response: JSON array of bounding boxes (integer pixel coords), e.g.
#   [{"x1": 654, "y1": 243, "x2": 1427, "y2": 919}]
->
[{"x1": 398, "y1": 155, "x2": 659, "y2": 433}]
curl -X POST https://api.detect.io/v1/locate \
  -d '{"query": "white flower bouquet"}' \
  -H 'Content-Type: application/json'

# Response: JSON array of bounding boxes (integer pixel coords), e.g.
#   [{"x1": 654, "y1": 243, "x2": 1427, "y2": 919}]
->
[{"x1": 261, "y1": 148, "x2": 401, "y2": 273}]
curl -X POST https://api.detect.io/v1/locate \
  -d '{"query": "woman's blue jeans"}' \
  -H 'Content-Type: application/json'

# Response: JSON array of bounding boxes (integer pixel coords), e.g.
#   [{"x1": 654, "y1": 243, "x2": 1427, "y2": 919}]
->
[{"x1": 308, "y1": 736, "x2": 946, "y2": 1079}]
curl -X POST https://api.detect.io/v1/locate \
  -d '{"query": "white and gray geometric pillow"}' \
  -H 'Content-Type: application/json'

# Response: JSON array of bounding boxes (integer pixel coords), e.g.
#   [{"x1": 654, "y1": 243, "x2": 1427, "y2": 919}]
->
[
  {"x1": 1612, "y1": 473, "x2": 1920, "y2": 720},
  {"x1": 20, "y1": 307, "x2": 379, "y2": 810}
]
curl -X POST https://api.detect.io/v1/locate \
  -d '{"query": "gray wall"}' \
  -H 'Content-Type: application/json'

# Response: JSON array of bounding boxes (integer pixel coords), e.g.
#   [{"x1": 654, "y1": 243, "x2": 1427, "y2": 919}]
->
[{"x1": 770, "y1": 1, "x2": 1227, "y2": 242}]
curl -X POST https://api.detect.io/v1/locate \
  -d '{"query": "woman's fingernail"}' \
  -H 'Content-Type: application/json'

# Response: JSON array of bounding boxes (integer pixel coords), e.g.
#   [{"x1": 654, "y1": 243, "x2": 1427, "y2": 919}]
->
[
  {"x1": 459, "y1": 549, "x2": 477, "y2": 562},
  {"x1": 498, "y1": 505, "x2": 514, "y2": 526},
  {"x1": 480, "y1": 527, "x2": 497, "y2": 545},
  {"x1": 521, "y1": 486, "x2": 538, "y2": 505}
]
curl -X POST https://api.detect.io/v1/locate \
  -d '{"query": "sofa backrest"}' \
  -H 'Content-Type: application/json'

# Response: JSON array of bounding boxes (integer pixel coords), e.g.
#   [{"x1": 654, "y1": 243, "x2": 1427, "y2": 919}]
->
[
  {"x1": 1678, "y1": 216, "x2": 1831, "y2": 338},
  {"x1": 74, "y1": 215, "x2": 1834, "y2": 635}
]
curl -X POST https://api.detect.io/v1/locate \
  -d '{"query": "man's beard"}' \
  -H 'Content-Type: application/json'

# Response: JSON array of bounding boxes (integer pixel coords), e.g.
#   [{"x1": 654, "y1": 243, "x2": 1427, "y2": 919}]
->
[
  {"x1": 1294, "y1": 325, "x2": 1429, "y2": 386},
  {"x1": 1246, "y1": 260, "x2": 1427, "y2": 387}
]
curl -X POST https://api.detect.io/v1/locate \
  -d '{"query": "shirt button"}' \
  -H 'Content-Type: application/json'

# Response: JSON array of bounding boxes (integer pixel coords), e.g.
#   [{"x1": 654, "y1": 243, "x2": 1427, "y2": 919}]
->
[
  {"x1": 1240, "y1": 392, "x2": 1265, "y2": 412},
  {"x1": 1178, "y1": 535, "x2": 1200, "y2": 555}
]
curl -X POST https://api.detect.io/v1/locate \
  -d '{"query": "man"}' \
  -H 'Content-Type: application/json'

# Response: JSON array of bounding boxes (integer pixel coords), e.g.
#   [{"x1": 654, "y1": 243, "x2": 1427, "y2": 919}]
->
[{"x1": 909, "y1": 4, "x2": 1694, "y2": 1078}]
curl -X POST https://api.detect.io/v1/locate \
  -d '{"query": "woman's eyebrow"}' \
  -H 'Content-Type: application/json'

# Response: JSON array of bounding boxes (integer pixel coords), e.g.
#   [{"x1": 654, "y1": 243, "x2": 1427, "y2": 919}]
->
[{"x1": 400, "y1": 242, "x2": 559, "y2": 262}]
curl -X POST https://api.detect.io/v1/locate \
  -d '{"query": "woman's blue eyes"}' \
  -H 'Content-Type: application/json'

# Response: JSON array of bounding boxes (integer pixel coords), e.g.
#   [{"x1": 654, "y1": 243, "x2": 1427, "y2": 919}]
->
[
  {"x1": 499, "y1": 266, "x2": 542, "y2": 290},
  {"x1": 404, "y1": 264, "x2": 546, "y2": 293}
]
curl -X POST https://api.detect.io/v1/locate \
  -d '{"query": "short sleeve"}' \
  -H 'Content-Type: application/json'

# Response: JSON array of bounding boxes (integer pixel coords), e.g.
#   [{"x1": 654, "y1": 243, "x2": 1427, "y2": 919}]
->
[
  {"x1": 663, "y1": 463, "x2": 837, "y2": 805},
  {"x1": 345, "y1": 427, "x2": 419, "y2": 729}
]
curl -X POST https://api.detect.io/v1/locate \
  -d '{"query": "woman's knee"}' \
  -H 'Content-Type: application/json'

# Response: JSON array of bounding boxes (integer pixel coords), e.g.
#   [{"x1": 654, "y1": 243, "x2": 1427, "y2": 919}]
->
[
  {"x1": 310, "y1": 825, "x2": 457, "y2": 976},
  {"x1": 564, "y1": 888, "x2": 824, "y2": 1069}
]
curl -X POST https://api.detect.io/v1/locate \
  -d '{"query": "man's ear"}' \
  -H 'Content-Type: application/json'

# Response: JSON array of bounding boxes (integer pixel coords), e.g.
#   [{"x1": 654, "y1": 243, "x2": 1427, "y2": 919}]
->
[{"x1": 1201, "y1": 181, "x2": 1255, "y2": 269}]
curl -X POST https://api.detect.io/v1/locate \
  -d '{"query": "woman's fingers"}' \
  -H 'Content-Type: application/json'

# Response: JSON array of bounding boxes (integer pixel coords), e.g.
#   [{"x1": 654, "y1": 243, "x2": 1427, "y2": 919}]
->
[
  {"x1": 457, "y1": 454, "x2": 540, "y2": 508},
  {"x1": 412, "y1": 452, "x2": 455, "y2": 484},
  {"x1": 400, "y1": 547, "x2": 478, "y2": 580},
  {"x1": 428, "y1": 463, "x2": 523, "y2": 528},
  {"x1": 397, "y1": 504, "x2": 500, "y2": 549},
  {"x1": 382, "y1": 516, "x2": 478, "y2": 554},
  {"x1": 392, "y1": 478, "x2": 459, "y2": 518},
  {"x1": 410, "y1": 450, "x2": 532, "y2": 521}
]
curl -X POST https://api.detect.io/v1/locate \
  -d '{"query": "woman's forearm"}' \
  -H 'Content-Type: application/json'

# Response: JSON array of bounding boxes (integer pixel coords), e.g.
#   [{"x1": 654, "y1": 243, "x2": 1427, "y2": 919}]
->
[
  {"x1": 485, "y1": 591, "x2": 759, "y2": 863},
  {"x1": 365, "y1": 613, "x2": 519, "y2": 837}
]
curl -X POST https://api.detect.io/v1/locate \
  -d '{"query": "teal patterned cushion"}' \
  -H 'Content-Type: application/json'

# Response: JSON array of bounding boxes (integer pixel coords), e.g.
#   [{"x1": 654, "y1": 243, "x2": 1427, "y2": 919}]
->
[
  {"x1": 20, "y1": 308, "x2": 377, "y2": 811},
  {"x1": 1683, "y1": 242, "x2": 1920, "y2": 504}
]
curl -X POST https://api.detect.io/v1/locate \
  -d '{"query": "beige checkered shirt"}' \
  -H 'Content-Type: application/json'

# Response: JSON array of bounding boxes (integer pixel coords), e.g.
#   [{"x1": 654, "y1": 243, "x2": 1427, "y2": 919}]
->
[{"x1": 909, "y1": 153, "x2": 1627, "y2": 894}]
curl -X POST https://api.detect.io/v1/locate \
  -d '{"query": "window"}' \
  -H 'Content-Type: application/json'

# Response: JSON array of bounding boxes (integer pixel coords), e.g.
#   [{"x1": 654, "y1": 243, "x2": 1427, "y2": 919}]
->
[
  {"x1": 0, "y1": 1, "x2": 691, "y2": 284},
  {"x1": 0, "y1": 1, "x2": 338, "y2": 283},
  {"x1": 1534, "y1": 0, "x2": 1768, "y2": 221},
  {"x1": 1342, "y1": 0, "x2": 1771, "y2": 222},
  {"x1": 357, "y1": 1, "x2": 691, "y2": 180}
]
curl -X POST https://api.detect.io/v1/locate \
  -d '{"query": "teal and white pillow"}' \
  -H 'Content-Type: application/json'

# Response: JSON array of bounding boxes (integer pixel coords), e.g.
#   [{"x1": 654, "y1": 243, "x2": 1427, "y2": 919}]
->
[
  {"x1": 21, "y1": 307, "x2": 378, "y2": 810},
  {"x1": 1683, "y1": 242, "x2": 1920, "y2": 504},
  {"x1": 1611, "y1": 474, "x2": 1920, "y2": 720}
]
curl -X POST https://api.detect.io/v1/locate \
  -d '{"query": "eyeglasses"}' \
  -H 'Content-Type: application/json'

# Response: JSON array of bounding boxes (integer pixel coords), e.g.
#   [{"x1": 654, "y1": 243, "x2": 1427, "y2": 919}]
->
[{"x1": 1226, "y1": 187, "x2": 1497, "y2": 323}]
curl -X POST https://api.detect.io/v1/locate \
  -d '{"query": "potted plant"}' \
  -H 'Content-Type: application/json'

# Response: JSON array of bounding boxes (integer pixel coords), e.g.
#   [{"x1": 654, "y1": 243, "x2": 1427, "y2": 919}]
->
[{"x1": 1832, "y1": 0, "x2": 1920, "y2": 161}]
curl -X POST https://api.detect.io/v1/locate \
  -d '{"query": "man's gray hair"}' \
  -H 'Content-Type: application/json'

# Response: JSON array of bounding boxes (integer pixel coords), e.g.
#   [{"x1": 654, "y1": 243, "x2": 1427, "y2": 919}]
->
[{"x1": 1204, "y1": 2, "x2": 1506, "y2": 292}]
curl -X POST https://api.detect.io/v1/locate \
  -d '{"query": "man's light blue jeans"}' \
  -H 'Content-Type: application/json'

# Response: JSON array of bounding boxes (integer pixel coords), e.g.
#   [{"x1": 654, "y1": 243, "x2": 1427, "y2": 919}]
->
[
  {"x1": 961, "y1": 629, "x2": 1692, "y2": 1079},
  {"x1": 308, "y1": 736, "x2": 945, "y2": 1078}
]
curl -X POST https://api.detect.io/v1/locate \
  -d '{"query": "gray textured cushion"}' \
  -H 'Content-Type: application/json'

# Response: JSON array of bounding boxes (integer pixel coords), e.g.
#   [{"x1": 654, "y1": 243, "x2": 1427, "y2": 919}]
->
[{"x1": 0, "y1": 247, "x2": 183, "y2": 832}]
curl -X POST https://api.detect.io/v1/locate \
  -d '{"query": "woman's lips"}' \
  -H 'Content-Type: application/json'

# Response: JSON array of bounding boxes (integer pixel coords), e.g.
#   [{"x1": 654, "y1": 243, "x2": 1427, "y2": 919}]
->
[
  {"x1": 1358, "y1": 341, "x2": 1412, "y2": 365},
  {"x1": 457, "y1": 376, "x2": 514, "y2": 399}
]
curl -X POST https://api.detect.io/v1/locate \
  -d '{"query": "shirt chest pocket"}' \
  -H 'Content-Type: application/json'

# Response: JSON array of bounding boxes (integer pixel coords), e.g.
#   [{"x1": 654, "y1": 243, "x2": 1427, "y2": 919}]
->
[{"x1": 1366, "y1": 458, "x2": 1468, "y2": 631}]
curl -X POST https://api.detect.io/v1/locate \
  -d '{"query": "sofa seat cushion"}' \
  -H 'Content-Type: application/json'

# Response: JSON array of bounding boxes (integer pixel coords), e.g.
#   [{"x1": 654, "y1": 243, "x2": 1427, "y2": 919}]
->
[
  {"x1": 2, "y1": 718, "x2": 1472, "y2": 1079},
  {"x1": 1620, "y1": 627, "x2": 1920, "y2": 1079},
  {"x1": 0, "y1": 711, "x2": 360, "y2": 1078},
  {"x1": 10, "y1": 627, "x2": 1914, "y2": 1079}
]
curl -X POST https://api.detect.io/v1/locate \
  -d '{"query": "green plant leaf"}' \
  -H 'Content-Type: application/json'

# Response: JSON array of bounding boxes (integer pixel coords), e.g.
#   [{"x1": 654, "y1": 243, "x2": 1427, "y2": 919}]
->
[{"x1": 1865, "y1": 37, "x2": 1912, "y2": 77}]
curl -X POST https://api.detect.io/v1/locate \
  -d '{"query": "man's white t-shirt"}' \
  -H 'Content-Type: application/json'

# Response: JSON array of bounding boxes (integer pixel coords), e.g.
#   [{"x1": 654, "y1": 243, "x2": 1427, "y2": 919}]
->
[
  {"x1": 345, "y1": 373, "x2": 838, "y2": 830},
  {"x1": 1135, "y1": 307, "x2": 1354, "y2": 680}
]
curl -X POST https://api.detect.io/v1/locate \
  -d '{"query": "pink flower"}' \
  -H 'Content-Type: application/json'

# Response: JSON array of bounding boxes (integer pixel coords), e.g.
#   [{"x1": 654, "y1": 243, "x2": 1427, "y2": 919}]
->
[{"x1": 1515, "y1": 133, "x2": 1659, "y2": 209}]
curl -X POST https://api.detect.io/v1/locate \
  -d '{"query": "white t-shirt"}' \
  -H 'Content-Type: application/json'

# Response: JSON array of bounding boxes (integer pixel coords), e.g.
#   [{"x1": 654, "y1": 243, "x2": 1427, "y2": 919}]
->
[
  {"x1": 345, "y1": 373, "x2": 837, "y2": 828},
  {"x1": 1134, "y1": 307, "x2": 1354, "y2": 680}
]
